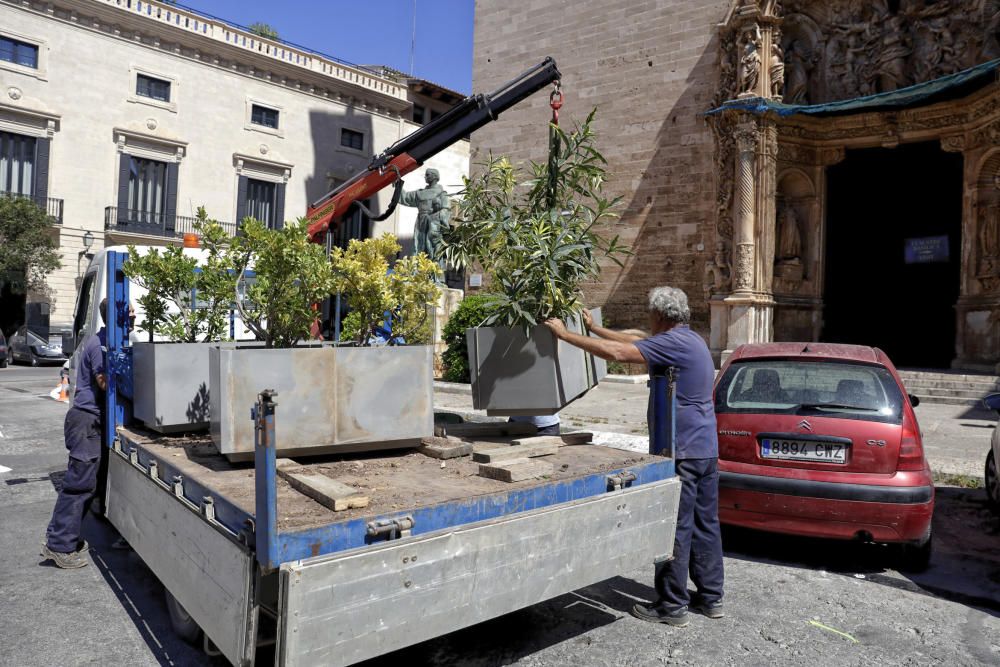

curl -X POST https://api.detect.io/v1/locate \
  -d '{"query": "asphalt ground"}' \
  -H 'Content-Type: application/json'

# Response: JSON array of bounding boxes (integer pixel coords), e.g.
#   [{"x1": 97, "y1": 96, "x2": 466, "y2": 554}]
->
[{"x1": 1, "y1": 366, "x2": 998, "y2": 666}]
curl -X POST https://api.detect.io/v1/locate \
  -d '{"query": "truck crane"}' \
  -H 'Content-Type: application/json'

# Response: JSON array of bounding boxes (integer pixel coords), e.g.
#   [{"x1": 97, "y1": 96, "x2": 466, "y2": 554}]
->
[{"x1": 68, "y1": 56, "x2": 682, "y2": 667}]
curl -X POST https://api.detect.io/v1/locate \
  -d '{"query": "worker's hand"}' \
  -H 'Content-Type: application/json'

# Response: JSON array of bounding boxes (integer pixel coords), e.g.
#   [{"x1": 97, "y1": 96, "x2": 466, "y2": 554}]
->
[
  {"x1": 581, "y1": 309, "x2": 594, "y2": 330},
  {"x1": 544, "y1": 318, "x2": 568, "y2": 339}
]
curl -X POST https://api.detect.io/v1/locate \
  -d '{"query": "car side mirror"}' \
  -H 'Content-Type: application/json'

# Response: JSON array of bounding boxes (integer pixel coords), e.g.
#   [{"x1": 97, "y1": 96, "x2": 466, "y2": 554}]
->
[
  {"x1": 908, "y1": 394, "x2": 920, "y2": 408},
  {"x1": 983, "y1": 392, "x2": 1000, "y2": 414}
]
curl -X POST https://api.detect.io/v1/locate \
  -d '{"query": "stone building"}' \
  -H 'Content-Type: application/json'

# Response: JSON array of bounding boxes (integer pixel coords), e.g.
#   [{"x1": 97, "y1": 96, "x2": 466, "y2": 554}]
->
[
  {"x1": 473, "y1": 0, "x2": 1000, "y2": 371},
  {"x1": 0, "y1": 0, "x2": 469, "y2": 333}
]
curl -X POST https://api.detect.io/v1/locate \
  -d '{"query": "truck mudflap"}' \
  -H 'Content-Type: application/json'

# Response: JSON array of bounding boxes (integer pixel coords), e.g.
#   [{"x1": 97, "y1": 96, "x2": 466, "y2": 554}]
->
[
  {"x1": 276, "y1": 476, "x2": 681, "y2": 667},
  {"x1": 107, "y1": 452, "x2": 258, "y2": 667}
]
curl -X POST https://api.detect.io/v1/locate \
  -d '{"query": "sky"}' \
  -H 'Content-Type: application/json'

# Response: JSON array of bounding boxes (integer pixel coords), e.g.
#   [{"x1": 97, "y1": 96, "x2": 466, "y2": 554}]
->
[{"x1": 180, "y1": 0, "x2": 475, "y2": 93}]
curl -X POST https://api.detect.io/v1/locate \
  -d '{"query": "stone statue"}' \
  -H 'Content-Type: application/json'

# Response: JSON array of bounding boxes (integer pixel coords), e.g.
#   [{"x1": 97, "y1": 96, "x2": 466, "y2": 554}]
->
[
  {"x1": 400, "y1": 168, "x2": 451, "y2": 280},
  {"x1": 777, "y1": 204, "x2": 802, "y2": 261},
  {"x1": 784, "y1": 41, "x2": 811, "y2": 104},
  {"x1": 769, "y1": 42, "x2": 785, "y2": 99},
  {"x1": 704, "y1": 240, "x2": 732, "y2": 299},
  {"x1": 738, "y1": 28, "x2": 762, "y2": 97},
  {"x1": 873, "y1": 14, "x2": 911, "y2": 92}
]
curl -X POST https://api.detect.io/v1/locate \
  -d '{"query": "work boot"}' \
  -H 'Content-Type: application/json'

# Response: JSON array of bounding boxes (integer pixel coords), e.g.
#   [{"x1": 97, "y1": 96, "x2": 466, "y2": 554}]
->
[
  {"x1": 692, "y1": 598, "x2": 725, "y2": 619},
  {"x1": 41, "y1": 544, "x2": 89, "y2": 569},
  {"x1": 630, "y1": 602, "x2": 689, "y2": 627}
]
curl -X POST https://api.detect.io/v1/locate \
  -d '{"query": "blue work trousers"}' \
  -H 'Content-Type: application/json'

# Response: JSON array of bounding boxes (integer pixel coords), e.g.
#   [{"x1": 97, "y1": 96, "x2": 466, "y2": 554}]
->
[
  {"x1": 655, "y1": 457, "x2": 725, "y2": 609},
  {"x1": 45, "y1": 407, "x2": 102, "y2": 553}
]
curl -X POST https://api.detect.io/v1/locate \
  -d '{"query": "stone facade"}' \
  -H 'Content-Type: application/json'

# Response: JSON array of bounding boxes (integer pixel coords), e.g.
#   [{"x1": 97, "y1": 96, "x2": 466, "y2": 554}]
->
[
  {"x1": 0, "y1": 0, "x2": 469, "y2": 329},
  {"x1": 474, "y1": 0, "x2": 1000, "y2": 371}
]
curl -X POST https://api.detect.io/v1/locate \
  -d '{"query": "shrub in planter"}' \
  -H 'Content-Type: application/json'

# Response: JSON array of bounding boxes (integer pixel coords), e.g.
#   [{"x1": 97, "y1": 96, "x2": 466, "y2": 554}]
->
[
  {"x1": 211, "y1": 225, "x2": 434, "y2": 459},
  {"x1": 441, "y1": 110, "x2": 625, "y2": 414},
  {"x1": 122, "y1": 211, "x2": 239, "y2": 432},
  {"x1": 329, "y1": 233, "x2": 440, "y2": 346}
]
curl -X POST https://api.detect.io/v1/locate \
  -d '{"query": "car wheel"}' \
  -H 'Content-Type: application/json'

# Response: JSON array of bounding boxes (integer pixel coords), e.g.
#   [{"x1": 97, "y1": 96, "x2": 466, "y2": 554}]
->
[
  {"x1": 986, "y1": 450, "x2": 1000, "y2": 513},
  {"x1": 164, "y1": 589, "x2": 202, "y2": 644},
  {"x1": 897, "y1": 530, "x2": 932, "y2": 573},
  {"x1": 30, "y1": 353, "x2": 39, "y2": 367}
]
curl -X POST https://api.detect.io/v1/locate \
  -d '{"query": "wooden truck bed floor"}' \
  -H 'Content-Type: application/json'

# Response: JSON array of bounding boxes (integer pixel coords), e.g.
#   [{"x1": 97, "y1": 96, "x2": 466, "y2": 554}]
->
[{"x1": 118, "y1": 426, "x2": 656, "y2": 532}]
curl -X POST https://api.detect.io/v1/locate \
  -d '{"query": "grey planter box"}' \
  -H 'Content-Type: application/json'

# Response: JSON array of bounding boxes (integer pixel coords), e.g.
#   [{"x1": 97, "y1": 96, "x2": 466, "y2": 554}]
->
[
  {"x1": 133, "y1": 342, "x2": 215, "y2": 434},
  {"x1": 466, "y1": 311, "x2": 607, "y2": 416},
  {"x1": 210, "y1": 345, "x2": 434, "y2": 460}
]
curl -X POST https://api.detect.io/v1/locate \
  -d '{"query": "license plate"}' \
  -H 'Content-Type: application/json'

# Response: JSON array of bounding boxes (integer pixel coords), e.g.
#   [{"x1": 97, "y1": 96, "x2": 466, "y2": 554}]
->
[{"x1": 760, "y1": 439, "x2": 847, "y2": 464}]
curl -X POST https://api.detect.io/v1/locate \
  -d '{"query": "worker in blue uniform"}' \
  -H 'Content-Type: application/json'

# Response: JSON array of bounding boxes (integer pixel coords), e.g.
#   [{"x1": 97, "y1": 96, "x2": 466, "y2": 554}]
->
[
  {"x1": 543, "y1": 286, "x2": 724, "y2": 627},
  {"x1": 41, "y1": 299, "x2": 108, "y2": 569}
]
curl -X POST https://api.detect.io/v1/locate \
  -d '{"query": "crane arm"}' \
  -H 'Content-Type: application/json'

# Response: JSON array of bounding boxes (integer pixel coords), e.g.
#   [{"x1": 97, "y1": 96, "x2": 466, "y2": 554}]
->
[{"x1": 305, "y1": 57, "x2": 561, "y2": 242}]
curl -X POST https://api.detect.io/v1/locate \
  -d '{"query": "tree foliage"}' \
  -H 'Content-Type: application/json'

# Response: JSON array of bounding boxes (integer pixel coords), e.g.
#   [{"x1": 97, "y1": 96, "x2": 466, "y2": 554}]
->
[
  {"x1": 231, "y1": 218, "x2": 334, "y2": 348},
  {"x1": 0, "y1": 196, "x2": 61, "y2": 293},
  {"x1": 248, "y1": 22, "x2": 279, "y2": 40},
  {"x1": 330, "y1": 234, "x2": 440, "y2": 346},
  {"x1": 441, "y1": 109, "x2": 627, "y2": 330},
  {"x1": 123, "y1": 208, "x2": 235, "y2": 343}
]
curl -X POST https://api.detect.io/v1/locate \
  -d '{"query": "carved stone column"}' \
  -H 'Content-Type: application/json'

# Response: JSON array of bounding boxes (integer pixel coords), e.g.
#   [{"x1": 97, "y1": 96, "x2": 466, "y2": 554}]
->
[{"x1": 721, "y1": 113, "x2": 775, "y2": 364}]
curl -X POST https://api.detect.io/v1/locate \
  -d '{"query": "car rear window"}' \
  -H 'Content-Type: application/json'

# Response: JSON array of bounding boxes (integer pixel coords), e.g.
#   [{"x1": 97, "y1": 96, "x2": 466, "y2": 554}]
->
[{"x1": 715, "y1": 359, "x2": 905, "y2": 424}]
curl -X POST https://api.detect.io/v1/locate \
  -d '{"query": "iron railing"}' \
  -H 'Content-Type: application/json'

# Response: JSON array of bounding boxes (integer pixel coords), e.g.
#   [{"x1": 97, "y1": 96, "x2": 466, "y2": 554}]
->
[
  {"x1": 1, "y1": 191, "x2": 64, "y2": 224},
  {"x1": 104, "y1": 207, "x2": 238, "y2": 238}
]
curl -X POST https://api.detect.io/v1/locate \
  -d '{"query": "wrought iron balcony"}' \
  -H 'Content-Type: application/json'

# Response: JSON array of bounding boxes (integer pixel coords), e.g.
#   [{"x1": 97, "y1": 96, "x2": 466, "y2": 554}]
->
[
  {"x1": 104, "y1": 207, "x2": 238, "y2": 239},
  {"x1": 0, "y1": 191, "x2": 64, "y2": 224}
]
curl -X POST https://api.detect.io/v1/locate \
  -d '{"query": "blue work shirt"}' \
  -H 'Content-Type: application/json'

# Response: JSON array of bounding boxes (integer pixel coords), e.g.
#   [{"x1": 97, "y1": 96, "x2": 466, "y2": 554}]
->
[
  {"x1": 634, "y1": 325, "x2": 718, "y2": 459},
  {"x1": 73, "y1": 328, "x2": 106, "y2": 417}
]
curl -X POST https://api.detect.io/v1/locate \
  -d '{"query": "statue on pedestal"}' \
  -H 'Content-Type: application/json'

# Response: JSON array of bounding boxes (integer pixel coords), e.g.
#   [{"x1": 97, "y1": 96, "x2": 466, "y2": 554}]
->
[
  {"x1": 400, "y1": 168, "x2": 451, "y2": 281},
  {"x1": 774, "y1": 204, "x2": 804, "y2": 282}
]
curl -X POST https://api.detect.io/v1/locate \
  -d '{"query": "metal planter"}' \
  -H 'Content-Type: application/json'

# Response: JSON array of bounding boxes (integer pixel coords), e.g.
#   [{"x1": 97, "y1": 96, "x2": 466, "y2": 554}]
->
[
  {"x1": 466, "y1": 311, "x2": 607, "y2": 416},
  {"x1": 210, "y1": 345, "x2": 434, "y2": 460},
  {"x1": 133, "y1": 342, "x2": 216, "y2": 433}
]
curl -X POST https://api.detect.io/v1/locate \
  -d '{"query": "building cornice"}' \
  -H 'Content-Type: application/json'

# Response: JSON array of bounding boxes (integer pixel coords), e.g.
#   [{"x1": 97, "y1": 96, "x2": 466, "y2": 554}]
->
[{"x1": 2, "y1": 0, "x2": 412, "y2": 116}]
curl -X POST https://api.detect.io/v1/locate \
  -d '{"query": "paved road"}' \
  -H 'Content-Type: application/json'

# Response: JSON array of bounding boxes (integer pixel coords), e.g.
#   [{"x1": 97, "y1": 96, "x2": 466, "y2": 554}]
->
[{"x1": 2, "y1": 367, "x2": 999, "y2": 666}]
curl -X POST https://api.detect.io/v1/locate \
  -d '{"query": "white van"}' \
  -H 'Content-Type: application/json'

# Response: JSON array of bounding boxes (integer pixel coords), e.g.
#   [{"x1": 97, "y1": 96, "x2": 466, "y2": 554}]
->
[{"x1": 66, "y1": 244, "x2": 257, "y2": 388}]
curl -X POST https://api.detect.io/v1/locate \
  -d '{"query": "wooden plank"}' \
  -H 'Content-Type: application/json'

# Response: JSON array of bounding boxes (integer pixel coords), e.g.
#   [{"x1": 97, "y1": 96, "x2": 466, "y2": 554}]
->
[
  {"x1": 435, "y1": 421, "x2": 538, "y2": 438},
  {"x1": 418, "y1": 436, "x2": 474, "y2": 460},
  {"x1": 276, "y1": 467, "x2": 369, "y2": 512},
  {"x1": 510, "y1": 433, "x2": 594, "y2": 447},
  {"x1": 472, "y1": 441, "x2": 560, "y2": 463},
  {"x1": 478, "y1": 458, "x2": 554, "y2": 483}
]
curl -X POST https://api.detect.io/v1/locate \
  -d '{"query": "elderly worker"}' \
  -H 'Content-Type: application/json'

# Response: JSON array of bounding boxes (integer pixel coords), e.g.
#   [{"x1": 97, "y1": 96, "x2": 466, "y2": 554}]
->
[{"x1": 544, "y1": 286, "x2": 724, "y2": 627}]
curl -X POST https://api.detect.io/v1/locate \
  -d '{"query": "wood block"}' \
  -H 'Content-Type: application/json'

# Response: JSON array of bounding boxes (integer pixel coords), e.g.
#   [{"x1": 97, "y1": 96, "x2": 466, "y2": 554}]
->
[
  {"x1": 472, "y1": 441, "x2": 560, "y2": 463},
  {"x1": 435, "y1": 421, "x2": 538, "y2": 438},
  {"x1": 276, "y1": 468, "x2": 369, "y2": 512},
  {"x1": 510, "y1": 432, "x2": 593, "y2": 447},
  {"x1": 418, "y1": 436, "x2": 474, "y2": 459},
  {"x1": 478, "y1": 458, "x2": 554, "y2": 482}
]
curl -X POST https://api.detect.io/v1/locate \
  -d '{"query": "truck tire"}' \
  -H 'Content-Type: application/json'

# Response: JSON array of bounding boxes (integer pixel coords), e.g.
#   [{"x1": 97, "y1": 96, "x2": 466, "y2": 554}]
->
[{"x1": 164, "y1": 589, "x2": 202, "y2": 644}]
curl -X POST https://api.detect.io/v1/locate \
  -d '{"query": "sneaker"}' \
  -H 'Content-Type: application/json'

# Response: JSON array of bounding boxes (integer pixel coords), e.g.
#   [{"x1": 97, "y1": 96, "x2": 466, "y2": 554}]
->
[
  {"x1": 76, "y1": 539, "x2": 90, "y2": 553},
  {"x1": 630, "y1": 602, "x2": 689, "y2": 627},
  {"x1": 41, "y1": 544, "x2": 89, "y2": 569},
  {"x1": 692, "y1": 599, "x2": 725, "y2": 619}
]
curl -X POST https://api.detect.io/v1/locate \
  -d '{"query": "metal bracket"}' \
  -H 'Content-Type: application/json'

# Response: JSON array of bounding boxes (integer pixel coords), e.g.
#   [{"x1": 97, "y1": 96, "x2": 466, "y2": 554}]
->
[
  {"x1": 366, "y1": 516, "x2": 415, "y2": 541},
  {"x1": 606, "y1": 471, "x2": 638, "y2": 492}
]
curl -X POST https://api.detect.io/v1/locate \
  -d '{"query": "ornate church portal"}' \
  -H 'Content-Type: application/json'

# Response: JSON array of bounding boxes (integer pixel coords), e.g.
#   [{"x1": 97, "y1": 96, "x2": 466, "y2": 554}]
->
[{"x1": 707, "y1": 0, "x2": 1000, "y2": 371}]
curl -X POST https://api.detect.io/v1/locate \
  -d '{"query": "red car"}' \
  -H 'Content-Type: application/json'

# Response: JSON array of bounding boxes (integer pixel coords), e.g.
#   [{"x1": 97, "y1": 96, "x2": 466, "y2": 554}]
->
[{"x1": 714, "y1": 343, "x2": 934, "y2": 570}]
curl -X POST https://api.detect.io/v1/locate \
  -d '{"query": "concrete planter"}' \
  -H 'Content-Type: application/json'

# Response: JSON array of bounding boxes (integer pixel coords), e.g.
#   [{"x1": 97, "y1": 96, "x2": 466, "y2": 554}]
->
[
  {"x1": 133, "y1": 342, "x2": 216, "y2": 433},
  {"x1": 210, "y1": 345, "x2": 434, "y2": 460},
  {"x1": 466, "y1": 311, "x2": 607, "y2": 416}
]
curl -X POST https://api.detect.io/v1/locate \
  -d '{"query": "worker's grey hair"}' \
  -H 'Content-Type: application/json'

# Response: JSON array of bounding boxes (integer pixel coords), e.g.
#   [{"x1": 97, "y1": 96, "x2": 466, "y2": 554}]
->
[{"x1": 648, "y1": 286, "x2": 690, "y2": 324}]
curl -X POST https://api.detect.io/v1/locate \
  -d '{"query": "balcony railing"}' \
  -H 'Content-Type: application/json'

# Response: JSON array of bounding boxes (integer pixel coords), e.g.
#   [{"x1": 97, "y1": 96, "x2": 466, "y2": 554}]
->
[
  {"x1": 1, "y1": 191, "x2": 64, "y2": 224},
  {"x1": 104, "y1": 207, "x2": 238, "y2": 239}
]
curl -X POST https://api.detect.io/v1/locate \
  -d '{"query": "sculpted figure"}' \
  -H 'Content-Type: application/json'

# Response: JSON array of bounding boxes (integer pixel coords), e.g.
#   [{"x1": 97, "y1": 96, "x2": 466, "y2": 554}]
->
[
  {"x1": 769, "y1": 42, "x2": 785, "y2": 99},
  {"x1": 873, "y1": 14, "x2": 911, "y2": 92},
  {"x1": 738, "y1": 28, "x2": 762, "y2": 97},
  {"x1": 400, "y1": 168, "x2": 451, "y2": 279},
  {"x1": 777, "y1": 205, "x2": 802, "y2": 262},
  {"x1": 784, "y1": 41, "x2": 812, "y2": 104}
]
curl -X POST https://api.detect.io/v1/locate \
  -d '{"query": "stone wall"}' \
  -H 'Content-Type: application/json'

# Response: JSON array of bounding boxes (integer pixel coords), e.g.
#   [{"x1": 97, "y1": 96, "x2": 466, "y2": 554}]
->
[{"x1": 472, "y1": 0, "x2": 730, "y2": 333}]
